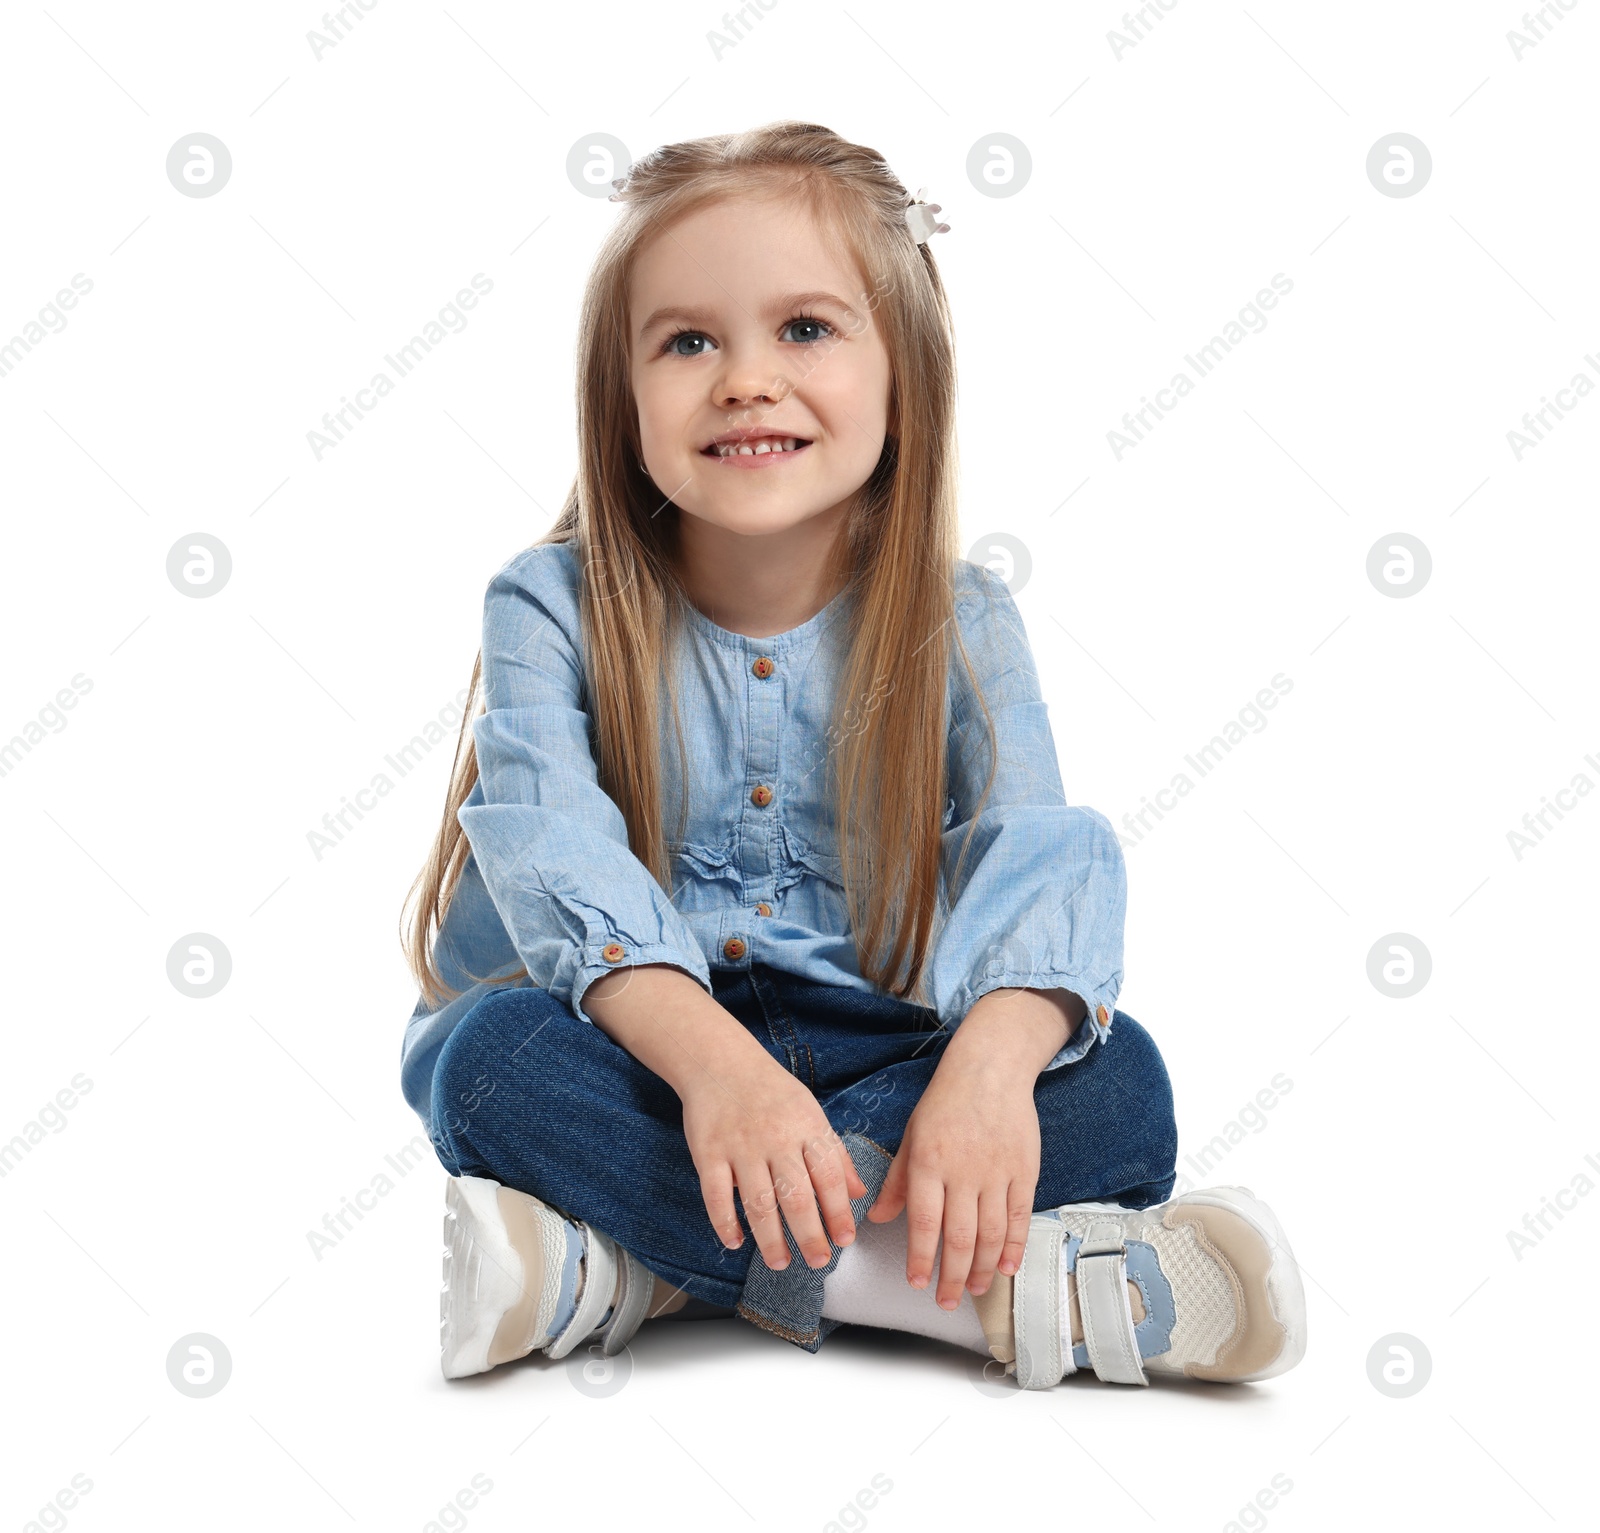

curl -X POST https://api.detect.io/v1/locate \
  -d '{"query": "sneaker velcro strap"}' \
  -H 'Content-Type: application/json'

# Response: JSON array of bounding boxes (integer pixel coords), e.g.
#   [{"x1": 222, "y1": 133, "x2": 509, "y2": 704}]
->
[
  {"x1": 1013, "y1": 1213, "x2": 1078, "y2": 1389},
  {"x1": 546, "y1": 1224, "x2": 618, "y2": 1361},
  {"x1": 592, "y1": 1247, "x2": 656, "y2": 1357},
  {"x1": 1077, "y1": 1215, "x2": 1149, "y2": 1386}
]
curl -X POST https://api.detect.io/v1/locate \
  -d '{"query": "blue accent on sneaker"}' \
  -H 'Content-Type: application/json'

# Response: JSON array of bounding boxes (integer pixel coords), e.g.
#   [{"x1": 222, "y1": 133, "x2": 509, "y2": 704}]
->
[
  {"x1": 545, "y1": 1220, "x2": 586, "y2": 1342},
  {"x1": 1064, "y1": 1232, "x2": 1177, "y2": 1370}
]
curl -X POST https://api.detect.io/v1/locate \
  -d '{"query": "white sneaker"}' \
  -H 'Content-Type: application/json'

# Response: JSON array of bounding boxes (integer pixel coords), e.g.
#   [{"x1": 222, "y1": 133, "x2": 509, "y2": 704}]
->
[
  {"x1": 439, "y1": 1175, "x2": 656, "y2": 1380},
  {"x1": 1009, "y1": 1184, "x2": 1307, "y2": 1387}
]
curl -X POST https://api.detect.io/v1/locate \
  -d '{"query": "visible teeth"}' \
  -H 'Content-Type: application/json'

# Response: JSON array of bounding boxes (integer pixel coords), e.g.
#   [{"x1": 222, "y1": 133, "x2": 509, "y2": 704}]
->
[{"x1": 714, "y1": 437, "x2": 806, "y2": 456}]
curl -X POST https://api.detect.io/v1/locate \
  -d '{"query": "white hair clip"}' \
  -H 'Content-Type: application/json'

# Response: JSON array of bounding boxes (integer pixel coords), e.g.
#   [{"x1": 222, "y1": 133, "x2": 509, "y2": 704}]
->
[{"x1": 904, "y1": 187, "x2": 950, "y2": 245}]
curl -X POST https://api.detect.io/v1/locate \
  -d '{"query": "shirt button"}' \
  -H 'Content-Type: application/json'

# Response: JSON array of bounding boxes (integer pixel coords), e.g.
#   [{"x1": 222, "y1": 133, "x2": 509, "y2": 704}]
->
[
  {"x1": 1096, "y1": 1003, "x2": 1110, "y2": 1026},
  {"x1": 722, "y1": 936, "x2": 747, "y2": 960},
  {"x1": 750, "y1": 784, "x2": 773, "y2": 807},
  {"x1": 602, "y1": 942, "x2": 627, "y2": 964},
  {"x1": 752, "y1": 656, "x2": 775, "y2": 679},
  {"x1": 754, "y1": 902, "x2": 772, "y2": 917}
]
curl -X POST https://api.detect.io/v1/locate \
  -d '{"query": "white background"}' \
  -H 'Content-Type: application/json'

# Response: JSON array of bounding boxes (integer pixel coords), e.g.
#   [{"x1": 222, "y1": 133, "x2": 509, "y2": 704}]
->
[{"x1": 1, "y1": 2, "x2": 1594, "y2": 1529}]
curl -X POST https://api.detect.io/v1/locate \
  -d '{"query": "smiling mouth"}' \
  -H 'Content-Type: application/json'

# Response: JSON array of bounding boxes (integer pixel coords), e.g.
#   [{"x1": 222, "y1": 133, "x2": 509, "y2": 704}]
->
[{"x1": 701, "y1": 436, "x2": 813, "y2": 459}]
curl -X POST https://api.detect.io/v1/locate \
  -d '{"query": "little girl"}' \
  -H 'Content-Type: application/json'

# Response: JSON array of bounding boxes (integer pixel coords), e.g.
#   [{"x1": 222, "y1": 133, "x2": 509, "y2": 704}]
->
[{"x1": 399, "y1": 120, "x2": 1307, "y2": 1390}]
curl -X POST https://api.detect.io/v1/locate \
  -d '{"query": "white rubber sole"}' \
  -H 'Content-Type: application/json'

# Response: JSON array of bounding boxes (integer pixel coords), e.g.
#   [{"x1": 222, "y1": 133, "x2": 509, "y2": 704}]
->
[
  {"x1": 440, "y1": 1175, "x2": 529, "y2": 1380},
  {"x1": 1180, "y1": 1184, "x2": 1308, "y2": 1381}
]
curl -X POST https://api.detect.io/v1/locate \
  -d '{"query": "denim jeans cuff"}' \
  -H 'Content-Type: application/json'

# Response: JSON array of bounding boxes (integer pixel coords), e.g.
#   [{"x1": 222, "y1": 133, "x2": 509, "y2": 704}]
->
[{"x1": 734, "y1": 1131, "x2": 895, "y2": 1353}]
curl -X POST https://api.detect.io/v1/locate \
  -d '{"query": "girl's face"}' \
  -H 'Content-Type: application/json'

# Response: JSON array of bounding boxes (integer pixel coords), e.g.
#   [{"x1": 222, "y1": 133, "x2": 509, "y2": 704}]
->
[{"x1": 628, "y1": 193, "x2": 893, "y2": 543}]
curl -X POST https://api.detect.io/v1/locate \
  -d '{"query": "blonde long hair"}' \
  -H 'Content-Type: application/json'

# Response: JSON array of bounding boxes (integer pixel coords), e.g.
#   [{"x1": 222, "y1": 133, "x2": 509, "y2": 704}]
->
[{"x1": 401, "y1": 120, "x2": 998, "y2": 1011}]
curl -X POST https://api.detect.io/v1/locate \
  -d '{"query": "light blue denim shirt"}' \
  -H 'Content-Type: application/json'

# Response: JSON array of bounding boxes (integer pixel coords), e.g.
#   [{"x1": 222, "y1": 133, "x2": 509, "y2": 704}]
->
[{"x1": 399, "y1": 539, "x2": 1127, "y2": 1127}]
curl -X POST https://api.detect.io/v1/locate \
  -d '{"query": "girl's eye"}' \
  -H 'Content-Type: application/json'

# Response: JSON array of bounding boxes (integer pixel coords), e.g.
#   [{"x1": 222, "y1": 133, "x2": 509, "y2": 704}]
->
[
  {"x1": 664, "y1": 330, "x2": 711, "y2": 357},
  {"x1": 784, "y1": 316, "x2": 834, "y2": 344},
  {"x1": 658, "y1": 315, "x2": 836, "y2": 356}
]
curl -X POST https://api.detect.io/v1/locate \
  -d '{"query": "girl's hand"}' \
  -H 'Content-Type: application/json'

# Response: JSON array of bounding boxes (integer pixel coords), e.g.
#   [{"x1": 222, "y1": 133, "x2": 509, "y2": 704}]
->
[
  {"x1": 680, "y1": 1053, "x2": 867, "y2": 1271},
  {"x1": 867, "y1": 988, "x2": 1079, "y2": 1308},
  {"x1": 867, "y1": 1049, "x2": 1041, "y2": 1308}
]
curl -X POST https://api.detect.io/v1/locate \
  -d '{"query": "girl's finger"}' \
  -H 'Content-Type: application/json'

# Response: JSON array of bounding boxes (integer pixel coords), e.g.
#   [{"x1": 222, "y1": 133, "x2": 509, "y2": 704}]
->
[
  {"x1": 699, "y1": 1160, "x2": 743, "y2": 1249},
  {"x1": 735, "y1": 1160, "x2": 790, "y2": 1271},
  {"x1": 805, "y1": 1123, "x2": 868, "y2": 1203},
  {"x1": 868, "y1": 1151, "x2": 907, "y2": 1222},
  {"x1": 934, "y1": 1185, "x2": 978, "y2": 1309},
  {"x1": 772, "y1": 1152, "x2": 833, "y2": 1269},
  {"x1": 903, "y1": 1166, "x2": 945, "y2": 1290},
  {"x1": 965, "y1": 1183, "x2": 1009, "y2": 1297},
  {"x1": 998, "y1": 1180, "x2": 1034, "y2": 1277},
  {"x1": 839, "y1": 1139, "x2": 868, "y2": 1201},
  {"x1": 803, "y1": 1135, "x2": 858, "y2": 1250}
]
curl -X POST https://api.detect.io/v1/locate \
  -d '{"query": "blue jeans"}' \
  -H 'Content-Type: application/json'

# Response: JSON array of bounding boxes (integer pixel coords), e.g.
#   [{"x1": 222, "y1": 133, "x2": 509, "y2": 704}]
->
[{"x1": 428, "y1": 964, "x2": 1178, "y2": 1350}]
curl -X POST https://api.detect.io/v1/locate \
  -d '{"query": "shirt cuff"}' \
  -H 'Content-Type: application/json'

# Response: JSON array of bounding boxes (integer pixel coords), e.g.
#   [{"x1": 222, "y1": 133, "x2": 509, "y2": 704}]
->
[
  {"x1": 570, "y1": 941, "x2": 713, "y2": 1026},
  {"x1": 950, "y1": 974, "x2": 1117, "y2": 1073},
  {"x1": 1038, "y1": 995, "x2": 1110, "y2": 1073}
]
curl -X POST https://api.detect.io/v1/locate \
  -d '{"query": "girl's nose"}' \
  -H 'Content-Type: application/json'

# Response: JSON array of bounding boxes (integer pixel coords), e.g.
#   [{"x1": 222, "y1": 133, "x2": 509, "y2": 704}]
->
[{"x1": 715, "y1": 347, "x2": 790, "y2": 410}]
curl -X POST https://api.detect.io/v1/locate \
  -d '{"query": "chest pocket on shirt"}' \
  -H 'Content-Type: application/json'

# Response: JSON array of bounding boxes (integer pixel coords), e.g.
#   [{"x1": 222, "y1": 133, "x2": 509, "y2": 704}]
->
[
  {"x1": 776, "y1": 821, "x2": 846, "y2": 894},
  {"x1": 667, "y1": 839, "x2": 744, "y2": 899}
]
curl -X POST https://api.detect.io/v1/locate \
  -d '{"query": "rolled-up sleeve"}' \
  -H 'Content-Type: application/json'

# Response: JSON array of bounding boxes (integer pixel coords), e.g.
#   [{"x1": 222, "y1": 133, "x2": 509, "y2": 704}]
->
[
  {"x1": 924, "y1": 565, "x2": 1128, "y2": 1072},
  {"x1": 455, "y1": 550, "x2": 712, "y2": 1026}
]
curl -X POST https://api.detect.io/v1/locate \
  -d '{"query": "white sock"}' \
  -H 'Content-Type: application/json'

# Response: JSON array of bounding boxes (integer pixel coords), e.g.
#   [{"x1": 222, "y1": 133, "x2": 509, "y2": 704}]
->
[{"x1": 820, "y1": 1213, "x2": 990, "y2": 1355}]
